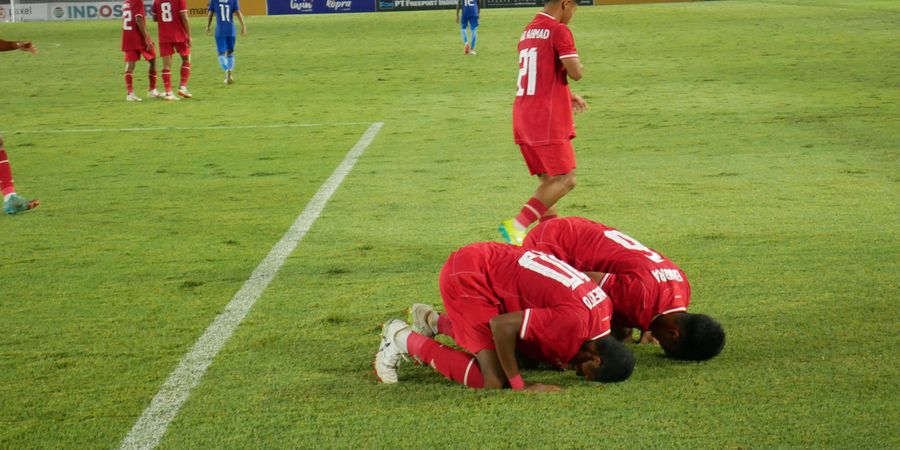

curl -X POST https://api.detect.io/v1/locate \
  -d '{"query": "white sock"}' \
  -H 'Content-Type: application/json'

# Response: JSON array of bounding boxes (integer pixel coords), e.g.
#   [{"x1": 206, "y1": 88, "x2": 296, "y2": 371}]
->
[{"x1": 395, "y1": 327, "x2": 411, "y2": 353}]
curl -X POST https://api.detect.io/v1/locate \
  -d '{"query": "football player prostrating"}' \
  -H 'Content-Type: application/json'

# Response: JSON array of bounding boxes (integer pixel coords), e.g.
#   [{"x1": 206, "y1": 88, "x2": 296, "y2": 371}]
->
[
  {"x1": 375, "y1": 242, "x2": 634, "y2": 390},
  {"x1": 499, "y1": 0, "x2": 587, "y2": 245}
]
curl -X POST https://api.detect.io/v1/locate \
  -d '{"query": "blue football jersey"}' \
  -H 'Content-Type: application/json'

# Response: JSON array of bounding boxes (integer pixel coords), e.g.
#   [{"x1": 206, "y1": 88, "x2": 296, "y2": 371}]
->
[
  {"x1": 461, "y1": 0, "x2": 478, "y2": 17},
  {"x1": 209, "y1": 0, "x2": 240, "y2": 37}
]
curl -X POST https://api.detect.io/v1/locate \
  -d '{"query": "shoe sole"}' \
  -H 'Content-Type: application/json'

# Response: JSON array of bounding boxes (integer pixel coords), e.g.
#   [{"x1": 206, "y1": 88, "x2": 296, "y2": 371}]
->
[{"x1": 177, "y1": 91, "x2": 192, "y2": 98}]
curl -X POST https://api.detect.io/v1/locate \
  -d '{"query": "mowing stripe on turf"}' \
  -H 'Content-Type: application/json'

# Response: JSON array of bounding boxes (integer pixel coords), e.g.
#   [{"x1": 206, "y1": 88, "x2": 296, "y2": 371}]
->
[
  {"x1": 6, "y1": 122, "x2": 372, "y2": 134},
  {"x1": 118, "y1": 121, "x2": 384, "y2": 450}
]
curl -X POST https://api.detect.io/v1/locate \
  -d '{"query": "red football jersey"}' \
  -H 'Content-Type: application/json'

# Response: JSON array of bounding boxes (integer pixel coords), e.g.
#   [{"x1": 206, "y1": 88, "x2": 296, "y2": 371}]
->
[
  {"x1": 121, "y1": 0, "x2": 149, "y2": 51},
  {"x1": 440, "y1": 242, "x2": 611, "y2": 367},
  {"x1": 524, "y1": 217, "x2": 691, "y2": 330},
  {"x1": 512, "y1": 12, "x2": 578, "y2": 146},
  {"x1": 153, "y1": 0, "x2": 188, "y2": 43}
]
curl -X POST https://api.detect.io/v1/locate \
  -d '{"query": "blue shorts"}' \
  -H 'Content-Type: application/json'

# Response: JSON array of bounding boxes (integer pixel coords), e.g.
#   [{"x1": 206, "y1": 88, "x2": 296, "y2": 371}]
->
[
  {"x1": 461, "y1": 14, "x2": 479, "y2": 30},
  {"x1": 215, "y1": 36, "x2": 236, "y2": 54}
]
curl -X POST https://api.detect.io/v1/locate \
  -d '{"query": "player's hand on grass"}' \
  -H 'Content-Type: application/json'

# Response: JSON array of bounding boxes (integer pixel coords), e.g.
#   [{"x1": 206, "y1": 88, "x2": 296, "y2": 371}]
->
[
  {"x1": 241, "y1": 25, "x2": 247, "y2": 35},
  {"x1": 205, "y1": 27, "x2": 211, "y2": 35},
  {"x1": 524, "y1": 383, "x2": 562, "y2": 393},
  {"x1": 638, "y1": 331, "x2": 658, "y2": 345},
  {"x1": 571, "y1": 94, "x2": 588, "y2": 113},
  {"x1": 17, "y1": 41, "x2": 37, "y2": 54}
]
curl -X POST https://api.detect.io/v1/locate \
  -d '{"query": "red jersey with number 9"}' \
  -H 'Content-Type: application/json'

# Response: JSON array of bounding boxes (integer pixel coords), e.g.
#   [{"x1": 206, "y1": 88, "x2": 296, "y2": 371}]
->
[
  {"x1": 121, "y1": 0, "x2": 149, "y2": 51},
  {"x1": 153, "y1": 0, "x2": 188, "y2": 43},
  {"x1": 512, "y1": 12, "x2": 578, "y2": 146},
  {"x1": 524, "y1": 217, "x2": 692, "y2": 331}
]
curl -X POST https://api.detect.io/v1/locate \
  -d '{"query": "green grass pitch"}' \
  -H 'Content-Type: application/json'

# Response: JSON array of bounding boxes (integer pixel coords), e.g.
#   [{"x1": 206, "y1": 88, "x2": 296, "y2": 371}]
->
[{"x1": 1, "y1": 0, "x2": 898, "y2": 447}]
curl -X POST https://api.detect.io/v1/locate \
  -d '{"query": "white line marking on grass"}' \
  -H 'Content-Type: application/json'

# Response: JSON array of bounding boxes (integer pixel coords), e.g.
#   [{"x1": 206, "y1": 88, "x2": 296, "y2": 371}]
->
[
  {"x1": 118, "y1": 121, "x2": 383, "y2": 450},
  {"x1": 6, "y1": 122, "x2": 372, "y2": 134}
]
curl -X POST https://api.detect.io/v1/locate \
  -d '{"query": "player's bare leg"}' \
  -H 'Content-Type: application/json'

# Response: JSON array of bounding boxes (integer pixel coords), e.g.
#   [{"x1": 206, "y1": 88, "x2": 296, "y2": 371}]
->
[
  {"x1": 499, "y1": 171, "x2": 576, "y2": 245},
  {"x1": 534, "y1": 171, "x2": 576, "y2": 211},
  {"x1": 124, "y1": 61, "x2": 142, "y2": 102}
]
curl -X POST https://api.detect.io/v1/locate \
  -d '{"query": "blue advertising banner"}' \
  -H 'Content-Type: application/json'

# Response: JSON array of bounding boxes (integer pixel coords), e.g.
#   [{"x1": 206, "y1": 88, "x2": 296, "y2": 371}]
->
[{"x1": 267, "y1": 0, "x2": 374, "y2": 14}]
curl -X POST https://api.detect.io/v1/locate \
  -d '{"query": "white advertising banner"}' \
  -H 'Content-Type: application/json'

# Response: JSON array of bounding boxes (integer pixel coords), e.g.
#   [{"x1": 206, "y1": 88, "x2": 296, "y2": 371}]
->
[
  {"x1": 0, "y1": 1, "x2": 145, "y2": 21},
  {"x1": 47, "y1": 1, "x2": 133, "y2": 20},
  {"x1": 0, "y1": 3, "x2": 51, "y2": 21}
]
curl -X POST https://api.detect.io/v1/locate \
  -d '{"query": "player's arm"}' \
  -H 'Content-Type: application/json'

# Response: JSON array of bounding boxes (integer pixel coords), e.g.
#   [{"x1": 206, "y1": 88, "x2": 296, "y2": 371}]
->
[
  {"x1": 178, "y1": 9, "x2": 191, "y2": 47},
  {"x1": 206, "y1": 11, "x2": 214, "y2": 34},
  {"x1": 490, "y1": 312, "x2": 562, "y2": 392},
  {"x1": 455, "y1": 0, "x2": 460, "y2": 23},
  {"x1": 235, "y1": 11, "x2": 247, "y2": 35},
  {"x1": 0, "y1": 39, "x2": 37, "y2": 54},
  {"x1": 135, "y1": 15, "x2": 154, "y2": 51},
  {"x1": 562, "y1": 55, "x2": 583, "y2": 81}
]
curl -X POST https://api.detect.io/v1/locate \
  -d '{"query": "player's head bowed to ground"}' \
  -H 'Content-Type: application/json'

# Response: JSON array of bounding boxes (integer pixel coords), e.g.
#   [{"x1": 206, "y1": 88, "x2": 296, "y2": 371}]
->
[
  {"x1": 524, "y1": 216, "x2": 726, "y2": 362},
  {"x1": 376, "y1": 243, "x2": 635, "y2": 391},
  {"x1": 648, "y1": 312, "x2": 725, "y2": 361}
]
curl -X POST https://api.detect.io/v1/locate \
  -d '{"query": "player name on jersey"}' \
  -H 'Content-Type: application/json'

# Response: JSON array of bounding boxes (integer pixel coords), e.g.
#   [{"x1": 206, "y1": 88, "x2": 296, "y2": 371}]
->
[
  {"x1": 520, "y1": 28, "x2": 550, "y2": 41},
  {"x1": 651, "y1": 268, "x2": 684, "y2": 283},
  {"x1": 581, "y1": 286, "x2": 607, "y2": 310}
]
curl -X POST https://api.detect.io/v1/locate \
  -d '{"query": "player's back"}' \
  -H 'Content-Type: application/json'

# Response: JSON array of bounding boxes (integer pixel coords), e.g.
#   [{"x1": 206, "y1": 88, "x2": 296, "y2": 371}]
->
[
  {"x1": 513, "y1": 12, "x2": 577, "y2": 146},
  {"x1": 121, "y1": 0, "x2": 147, "y2": 50},
  {"x1": 526, "y1": 216, "x2": 685, "y2": 277},
  {"x1": 447, "y1": 241, "x2": 612, "y2": 365},
  {"x1": 154, "y1": 0, "x2": 187, "y2": 43},
  {"x1": 211, "y1": 0, "x2": 238, "y2": 36},
  {"x1": 460, "y1": 0, "x2": 478, "y2": 17},
  {"x1": 525, "y1": 216, "x2": 691, "y2": 329}
]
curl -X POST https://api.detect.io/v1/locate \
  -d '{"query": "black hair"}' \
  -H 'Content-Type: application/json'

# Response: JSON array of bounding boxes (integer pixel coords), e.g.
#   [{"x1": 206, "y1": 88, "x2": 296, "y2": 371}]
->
[
  {"x1": 666, "y1": 313, "x2": 725, "y2": 361},
  {"x1": 587, "y1": 336, "x2": 635, "y2": 383}
]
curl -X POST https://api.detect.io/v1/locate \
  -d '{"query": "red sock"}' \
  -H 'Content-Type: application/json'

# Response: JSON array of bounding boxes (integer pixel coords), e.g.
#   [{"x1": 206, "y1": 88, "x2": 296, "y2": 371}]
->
[
  {"x1": 149, "y1": 69, "x2": 157, "y2": 91},
  {"x1": 407, "y1": 333, "x2": 484, "y2": 388},
  {"x1": 0, "y1": 149, "x2": 15, "y2": 196},
  {"x1": 179, "y1": 61, "x2": 190, "y2": 88},
  {"x1": 437, "y1": 314, "x2": 455, "y2": 339},
  {"x1": 514, "y1": 197, "x2": 548, "y2": 229},
  {"x1": 162, "y1": 69, "x2": 172, "y2": 92},
  {"x1": 540, "y1": 214, "x2": 558, "y2": 223},
  {"x1": 124, "y1": 72, "x2": 134, "y2": 94}
]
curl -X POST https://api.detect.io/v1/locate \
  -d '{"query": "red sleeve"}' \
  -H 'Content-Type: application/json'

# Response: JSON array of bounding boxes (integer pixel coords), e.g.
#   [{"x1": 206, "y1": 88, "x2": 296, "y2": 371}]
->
[
  {"x1": 553, "y1": 24, "x2": 578, "y2": 60},
  {"x1": 136, "y1": 0, "x2": 147, "y2": 17},
  {"x1": 178, "y1": 0, "x2": 187, "y2": 12}
]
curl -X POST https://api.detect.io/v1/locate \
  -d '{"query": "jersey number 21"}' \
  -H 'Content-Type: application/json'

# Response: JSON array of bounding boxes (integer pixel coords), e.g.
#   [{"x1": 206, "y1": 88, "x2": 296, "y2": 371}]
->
[{"x1": 516, "y1": 48, "x2": 537, "y2": 96}]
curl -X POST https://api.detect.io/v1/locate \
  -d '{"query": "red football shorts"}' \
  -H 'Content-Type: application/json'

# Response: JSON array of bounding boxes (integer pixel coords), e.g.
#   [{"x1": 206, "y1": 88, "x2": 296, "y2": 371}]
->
[
  {"x1": 159, "y1": 42, "x2": 190, "y2": 57},
  {"x1": 123, "y1": 44, "x2": 156, "y2": 62},
  {"x1": 519, "y1": 141, "x2": 576, "y2": 176},
  {"x1": 439, "y1": 251, "x2": 502, "y2": 355}
]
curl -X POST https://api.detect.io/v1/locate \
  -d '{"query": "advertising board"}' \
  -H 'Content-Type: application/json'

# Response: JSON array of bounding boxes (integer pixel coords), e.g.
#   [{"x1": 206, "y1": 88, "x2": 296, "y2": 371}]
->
[{"x1": 267, "y1": 0, "x2": 373, "y2": 15}]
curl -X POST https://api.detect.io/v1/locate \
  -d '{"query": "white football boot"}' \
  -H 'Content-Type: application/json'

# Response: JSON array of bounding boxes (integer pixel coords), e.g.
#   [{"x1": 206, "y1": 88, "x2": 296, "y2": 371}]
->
[
  {"x1": 409, "y1": 303, "x2": 439, "y2": 338},
  {"x1": 126, "y1": 93, "x2": 142, "y2": 102},
  {"x1": 374, "y1": 319, "x2": 410, "y2": 384},
  {"x1": 147, "y1": 89, "x2": 162, "y2": 99}
]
